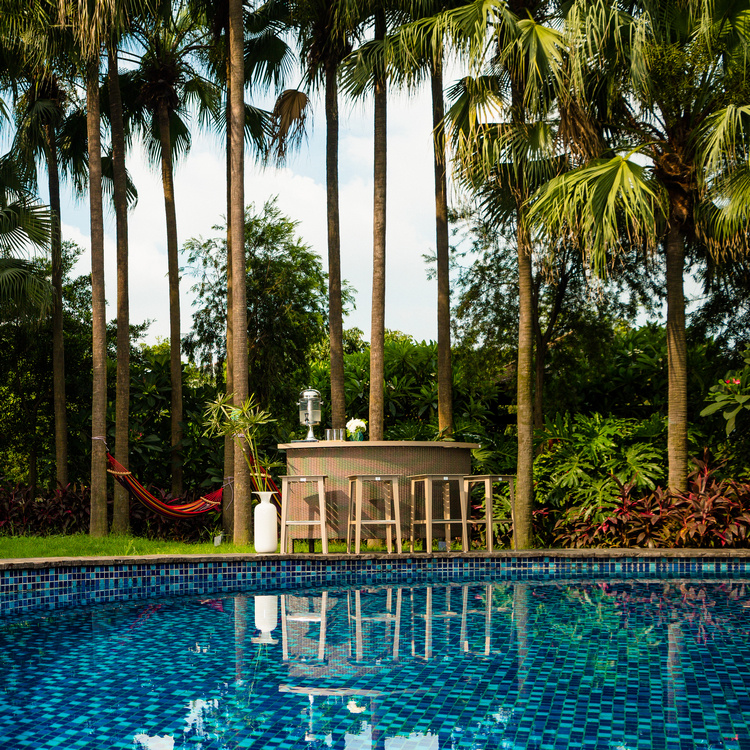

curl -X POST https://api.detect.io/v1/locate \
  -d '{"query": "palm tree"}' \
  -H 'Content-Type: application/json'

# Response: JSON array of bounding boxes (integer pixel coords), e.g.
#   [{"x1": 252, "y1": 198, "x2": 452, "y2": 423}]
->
[
  {"x1": 58, "y1": 0, "x2": 130, "y2": 535},
  {"x1": 124, "y1": 0, "x2": 221, "y2": 497},
  {"x1": 527, "y1": 0, "x2": 750, "y2": 494},
  {"x1": 275, "y1": 0, "x2": 365, "y2": 431}
]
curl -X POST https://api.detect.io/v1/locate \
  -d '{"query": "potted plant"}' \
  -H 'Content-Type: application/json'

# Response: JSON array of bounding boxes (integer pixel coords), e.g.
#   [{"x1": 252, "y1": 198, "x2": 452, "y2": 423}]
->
[{"x1": 204, "y1": 393, "x2": 279, "y2": 552}]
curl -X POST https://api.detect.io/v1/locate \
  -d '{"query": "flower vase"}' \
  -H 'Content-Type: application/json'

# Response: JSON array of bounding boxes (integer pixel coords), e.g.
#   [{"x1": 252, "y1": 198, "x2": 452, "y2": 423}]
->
[
  {"x1": 253, "y1": 491, "x2": 277, "y2": 553},
  {"x1": 351, "y1": 431, "x2": 364, "y2": 441}
]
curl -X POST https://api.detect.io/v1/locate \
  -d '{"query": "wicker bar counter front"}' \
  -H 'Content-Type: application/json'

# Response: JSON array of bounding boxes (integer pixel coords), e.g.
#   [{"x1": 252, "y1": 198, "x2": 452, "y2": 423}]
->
[{"x1": 278, "y1": 440, "x2": 478, "y2": 550}]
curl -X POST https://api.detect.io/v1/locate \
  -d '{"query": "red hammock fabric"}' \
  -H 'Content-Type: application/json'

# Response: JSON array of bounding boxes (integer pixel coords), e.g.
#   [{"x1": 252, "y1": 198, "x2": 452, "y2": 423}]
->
[{"x1": 106, "y1": 453, "x2": 223, "y2": 518}]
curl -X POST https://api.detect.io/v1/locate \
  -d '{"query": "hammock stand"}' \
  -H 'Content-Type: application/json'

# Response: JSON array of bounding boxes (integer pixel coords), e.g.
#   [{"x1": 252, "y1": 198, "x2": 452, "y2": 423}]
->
[{"x1": 106, "y1": 453, "x2": 282, "y2": 519}]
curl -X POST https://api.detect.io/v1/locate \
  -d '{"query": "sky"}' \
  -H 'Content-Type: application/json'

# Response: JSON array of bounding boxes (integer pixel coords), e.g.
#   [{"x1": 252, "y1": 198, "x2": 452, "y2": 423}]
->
[{"x1": 54, "y1": 81, "x2": 454, "y2": 348}]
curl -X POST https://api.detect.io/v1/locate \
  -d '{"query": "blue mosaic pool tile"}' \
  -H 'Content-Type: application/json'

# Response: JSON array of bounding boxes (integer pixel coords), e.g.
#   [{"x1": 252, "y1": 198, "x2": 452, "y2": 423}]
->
[{"x1": 4, "y1": 554, "x2": 750, "y2": 617}]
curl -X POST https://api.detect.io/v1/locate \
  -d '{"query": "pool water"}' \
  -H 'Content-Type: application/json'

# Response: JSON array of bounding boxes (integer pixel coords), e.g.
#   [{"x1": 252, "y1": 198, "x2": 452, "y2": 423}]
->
[{"x1": 1, "y1": 578, "x2": 750, "y2": 749}]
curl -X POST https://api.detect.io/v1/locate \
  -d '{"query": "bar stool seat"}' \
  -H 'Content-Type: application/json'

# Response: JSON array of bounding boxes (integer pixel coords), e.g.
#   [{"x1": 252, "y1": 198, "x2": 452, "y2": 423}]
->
[
  {"x1": 409, "y1": 474, "x2": 468, "y2": 553},
  {"x1": 346, "y1": 474, "x2": 403, "y2": 554},
  {"x1": 463, "y1": 474, "x2": 516, "y2": 551},
  {"x1": 279, "y1": 475, "x2": 329, "y2": 554}
]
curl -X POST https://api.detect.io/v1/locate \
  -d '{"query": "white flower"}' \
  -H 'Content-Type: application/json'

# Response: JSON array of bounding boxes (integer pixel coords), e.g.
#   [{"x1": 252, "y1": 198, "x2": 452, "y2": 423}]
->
[{"x1": 346, "y1": 418, "x2": 367, "y2": 433}]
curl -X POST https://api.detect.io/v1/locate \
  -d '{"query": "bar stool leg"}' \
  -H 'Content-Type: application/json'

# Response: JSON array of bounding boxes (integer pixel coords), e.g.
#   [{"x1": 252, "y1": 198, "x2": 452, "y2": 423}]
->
[
  {"x1": 484, "y1": 478, "x2": 493, "y2": 553},
  {"x1": 410, "y1": 478, "x2": 417, "y2": 553},
  {"x1": 442, "y1": 481, "x2": 451, "y2": 548},
  {"x1": 346, "y1": 477, "x2": 355, "y2": 554},
  {"x1": 317, "y1": 478, "x2": 328, "y2": 554},
  {"x1": 280, "y1": 479, "x2": 289, "y2": 554},
  {"x1": 393, "y1": 481, "x2": 403, "y2": 554},
  {"x1": 425, "y1": 479, "x2": 433, "y2": 553},
  {"x1": 355, "y1": 478, "x2": 364, "y2": 555},
  {"x1": 458, "y1": 480, "x2": 469, "y2": 553},
  {"x1": 384, "y1": 481, "x2": 393, "y2": 554}
]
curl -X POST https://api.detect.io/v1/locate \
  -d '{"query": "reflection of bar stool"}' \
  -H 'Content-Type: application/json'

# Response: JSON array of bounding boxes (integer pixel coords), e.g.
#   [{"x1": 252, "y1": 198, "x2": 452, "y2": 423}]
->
[
  {"x1": 347, "y1": 587, "x2": 402, "y2": 663},
  {"x1": 279, "y1": 475, "x2": 329, "y2": 553},
  {"x1": 280, "y1": 592, "x2": 329, "y2": 662},
  {"x1": 463, "y1": 474, "x2": 516, "y2": 551},
  {"x1": 408, "y1": 474, "x2": 468, "y2": 552},
  {"x1": 346, "y1": 475, "x2": 403, "y2": 554}
]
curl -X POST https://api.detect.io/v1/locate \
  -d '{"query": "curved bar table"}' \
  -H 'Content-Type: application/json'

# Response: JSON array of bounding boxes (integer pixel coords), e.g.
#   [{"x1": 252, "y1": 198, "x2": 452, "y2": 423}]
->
[{"x1": 278, "y1": 440, "x2": 479, "y2": 547}]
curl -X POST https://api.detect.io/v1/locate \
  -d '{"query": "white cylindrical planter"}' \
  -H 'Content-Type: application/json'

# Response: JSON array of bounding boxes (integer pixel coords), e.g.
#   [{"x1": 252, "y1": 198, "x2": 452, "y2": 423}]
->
[{"x1": 253, "y1": 491, "x2": 278, "y2": 553}]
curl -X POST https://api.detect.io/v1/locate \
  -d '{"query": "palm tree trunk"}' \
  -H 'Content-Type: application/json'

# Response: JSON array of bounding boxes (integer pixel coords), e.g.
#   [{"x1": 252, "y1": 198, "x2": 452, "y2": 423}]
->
[
  {"x1": 665, "y1": 224, "x2": 688, "y2": 494},
  {"x1": 108, "y1": 44, "x2": 131, "y2": 533},
  {"x1": 229, "y1": 0, "x2": 250, "y2": 543},
  {"x1": 515, "y1": 220, "x2": 534, "y2": 548},
  {"x1": 157, "y1": 99, "x2": 184, "y2": 497},
  {"x1": 87, "y1": 59, "x2": 108, "y2": 537},
  {"x1": 326, "y1": 58, "x2": 346, "y2": 430},
  {"x1": 431, "y1": 58, "x2": 453, "y2": 437},
  {"x1": 223, "y1": 85, "x2": 235, "y2": 539},
  {"x1": 368, "y1": 9, "x2": 387, "y2": 442},
  {"x1": 46, "y1": 122, "x2": 68, "y2": 487}
]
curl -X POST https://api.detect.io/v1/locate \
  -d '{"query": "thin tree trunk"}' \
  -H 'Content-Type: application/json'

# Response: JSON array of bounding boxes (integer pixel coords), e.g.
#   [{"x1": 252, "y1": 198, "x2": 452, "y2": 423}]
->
[
  {"x1": 432, "y1": 59, "x2": 453, "y2": 437},
  {"x1": 157, "y1": 99, "x2": 184, "y2": 497},
  {"x1": 368, "y1": 10, "x2": 387, "y2": 442},
  {"x1": 46, "y1": 123, "x2": 68, "y2": 487},
  {"x1": 326, "y1": 59, "x2": 345, "y2": 430},
  {"x1": 229, "y1": 0, "x2": 250, "y2": 543},
  {"x1": 515, "y1": 220, "x2": 534, "y2": 549},
  {"x1": 87, "y1": 60, "x2": 108, "y2": 537},
  {"x1": 665, "y1": 224, "x2": 688, "y2": 494},
  {"x1": 533, "y1": 326, "x2": 544, "y2": 429},
  {"x1": 224, "y1": 84, "x2": 235, "y2": 539},
  {"x1": 108, "y1": 44, "x2": 131, "y2": 533}
]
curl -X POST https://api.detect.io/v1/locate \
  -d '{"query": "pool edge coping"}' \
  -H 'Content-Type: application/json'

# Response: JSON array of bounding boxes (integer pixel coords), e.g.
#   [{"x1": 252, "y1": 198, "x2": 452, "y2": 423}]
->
[{"x1": 4, "y1": 546, "x2": 750, "y2": 571}]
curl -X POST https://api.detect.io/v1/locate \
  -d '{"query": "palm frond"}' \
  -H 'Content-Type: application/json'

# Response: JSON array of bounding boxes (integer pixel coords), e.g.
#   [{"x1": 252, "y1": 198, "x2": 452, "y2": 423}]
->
[
  {"x1": 0, "y1": 257, "x2": 53, "y2": 318},
  {"x1": 269, "y1": 88, "x2": 309, "y2": 162},
  {"x1": 527, "y1": 154, "x2": 665, "y2": 275}
]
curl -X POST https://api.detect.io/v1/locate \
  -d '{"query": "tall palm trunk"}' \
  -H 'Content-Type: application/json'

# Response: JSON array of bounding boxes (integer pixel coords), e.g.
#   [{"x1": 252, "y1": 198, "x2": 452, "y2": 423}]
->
[
  {"x1": 326, "y1": 58, "x2": 346, "y2": 430},
  {"x1": 229, "y1": 0, "x2": 250, "y2": 543},
  {"x1": 108, "y1": 44, "x2": 131, "y2": 533},
  {"x1": 157, "y1": 99, "x2": 184, "y2": 496},
  {"x1": 223, "y1": 85, "x2": 234, "y2": 539},
  {"x1": 665, "y1": 223, "x2": 688, "y2": 494},
  {"x1": 515, "y1": 219, "x2": 534, "y2": 548},
  {"x1": 368, "y1": 10, "x2": 387, "y2": 442},
  {"x1": 431, "y1": 58, "x2": 453, "y2": 436},
  {"x1": 45, "y1": 122, "x2": 67, "y2": 487},
  {"x1": 87, "y1": 60, "x2": 108, "y2": 537}
]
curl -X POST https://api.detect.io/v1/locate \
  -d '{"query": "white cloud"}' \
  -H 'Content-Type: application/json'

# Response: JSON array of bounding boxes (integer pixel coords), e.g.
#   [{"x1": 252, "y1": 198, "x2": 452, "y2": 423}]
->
[{"x1": 65, "y1": 78, "x2": 445, "y2": 346}]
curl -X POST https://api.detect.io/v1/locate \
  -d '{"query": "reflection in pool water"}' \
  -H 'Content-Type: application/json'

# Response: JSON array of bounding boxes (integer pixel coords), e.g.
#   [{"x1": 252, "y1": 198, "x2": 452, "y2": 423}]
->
[{"x1": 1, "y1": 579, "x2": 750, "y2": 749}]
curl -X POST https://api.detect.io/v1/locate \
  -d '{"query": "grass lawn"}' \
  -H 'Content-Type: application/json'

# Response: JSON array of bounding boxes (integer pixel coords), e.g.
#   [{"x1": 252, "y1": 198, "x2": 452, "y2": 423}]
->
[{"x1": 0, "y1": 534, "x2": 351, "y2": 559}]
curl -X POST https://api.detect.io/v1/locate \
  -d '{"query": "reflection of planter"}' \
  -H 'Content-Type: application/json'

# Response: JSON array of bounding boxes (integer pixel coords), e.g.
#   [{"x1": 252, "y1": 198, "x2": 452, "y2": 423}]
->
[
  {"x1": 253, "y1": 491, "x2": 277, "y2": 553},
  {"x1": 350, "y1": 432, "x2": 365, "y2": 441}
]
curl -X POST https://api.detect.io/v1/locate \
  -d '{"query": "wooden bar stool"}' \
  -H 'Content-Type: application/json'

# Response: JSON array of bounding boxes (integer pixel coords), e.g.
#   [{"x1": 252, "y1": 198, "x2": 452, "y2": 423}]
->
[
  {"x1": 346, "y1": 474, "x2": 403, "y2": 554},
  {"x1": 463, "y1": 474, "x2": 516, "y2": 551},
  {"x1": 408, "y1": 474, "x2": 468, "y2": 553},
  {"x1": 279, "y1": 475, "x2": 329, "y2": 554}
]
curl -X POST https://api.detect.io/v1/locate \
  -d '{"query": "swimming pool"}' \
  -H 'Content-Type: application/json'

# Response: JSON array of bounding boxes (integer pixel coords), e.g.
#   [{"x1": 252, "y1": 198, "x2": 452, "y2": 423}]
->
[{"x1": 1, "y1": 571, "x2": 749, "y2": 749}]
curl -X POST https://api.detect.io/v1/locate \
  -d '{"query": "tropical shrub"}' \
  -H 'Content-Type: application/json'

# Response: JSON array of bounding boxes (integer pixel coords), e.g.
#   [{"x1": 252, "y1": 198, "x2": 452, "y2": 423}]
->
[{"x1": 554, "y1": 454, "x2": 750, "y2": 548}]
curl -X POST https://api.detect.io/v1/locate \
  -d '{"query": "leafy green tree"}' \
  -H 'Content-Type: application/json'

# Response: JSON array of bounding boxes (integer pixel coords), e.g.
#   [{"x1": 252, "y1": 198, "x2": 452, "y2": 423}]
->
[{"x1": 183, "y1": 198, "x2": 329, "y2": 426}]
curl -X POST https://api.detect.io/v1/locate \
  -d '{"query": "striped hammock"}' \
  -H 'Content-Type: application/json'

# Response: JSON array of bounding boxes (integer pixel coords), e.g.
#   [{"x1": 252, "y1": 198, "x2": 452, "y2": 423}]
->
[{"x1": 106, "y1": 453, "x2": 223, "y2": 518}]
